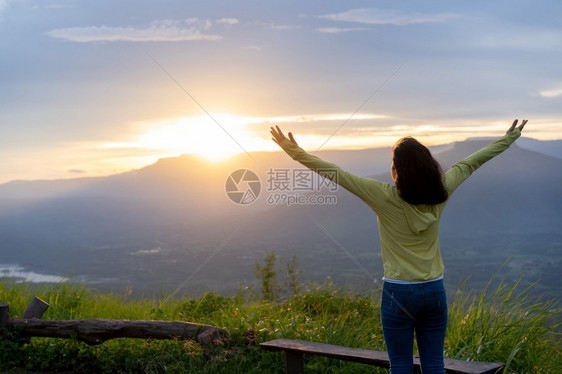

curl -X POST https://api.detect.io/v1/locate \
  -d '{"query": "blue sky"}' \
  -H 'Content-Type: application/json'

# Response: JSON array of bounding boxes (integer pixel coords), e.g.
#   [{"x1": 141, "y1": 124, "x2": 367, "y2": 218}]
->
[{"x1": 1, "y1": 0, "x2": 561, "y2": 182}]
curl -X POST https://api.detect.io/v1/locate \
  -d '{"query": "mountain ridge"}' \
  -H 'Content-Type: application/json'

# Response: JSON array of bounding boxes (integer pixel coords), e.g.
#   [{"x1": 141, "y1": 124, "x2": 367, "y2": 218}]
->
[{"x1": 0, "y1": 137, "x2": 560, "y2": 301}]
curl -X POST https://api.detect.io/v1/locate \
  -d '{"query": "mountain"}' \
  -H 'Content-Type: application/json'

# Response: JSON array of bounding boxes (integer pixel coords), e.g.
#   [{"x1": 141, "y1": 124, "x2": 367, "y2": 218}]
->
[
  {"x1": 517, "y1": 137, "x2": 562, "y2": 159},
  {"x1": 0, "y1": 138, "x2": 560, "y2": 303},
  {"x1": 223, "y1": 139, "x2": 562, "y2": 300}
]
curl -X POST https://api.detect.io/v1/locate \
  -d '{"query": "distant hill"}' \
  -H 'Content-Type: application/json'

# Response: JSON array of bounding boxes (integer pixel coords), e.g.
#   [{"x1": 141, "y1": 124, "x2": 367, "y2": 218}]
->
[
  {"x1": 517, "y1": 137, "x2": 562, "y2": 159},
  {"x1": 222, "y1": 139, "x2": 562, "y2": 299},
  {"x1": 0, "y1": 137, "x2": 560, "y2": 302}
]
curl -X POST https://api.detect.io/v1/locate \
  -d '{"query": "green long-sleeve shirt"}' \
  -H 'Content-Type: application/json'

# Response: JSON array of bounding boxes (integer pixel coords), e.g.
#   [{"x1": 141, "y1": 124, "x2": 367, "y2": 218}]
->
[{"x1": 279, "y1": 130, "x2": 521, "y2": 281}]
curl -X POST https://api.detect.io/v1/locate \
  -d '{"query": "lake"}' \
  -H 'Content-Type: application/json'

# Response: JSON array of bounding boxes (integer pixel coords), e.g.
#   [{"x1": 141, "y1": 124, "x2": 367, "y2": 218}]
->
[{"x1": 0, "y1": 264, "x2": 67, "y2": 283}]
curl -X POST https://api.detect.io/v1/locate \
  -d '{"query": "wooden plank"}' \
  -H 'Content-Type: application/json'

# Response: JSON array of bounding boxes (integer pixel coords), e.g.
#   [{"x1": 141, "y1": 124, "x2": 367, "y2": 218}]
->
[
  {"x1": 441, "y1": 358, "x2": 504, "y2": 374},
  {"x1": 260, "y1": 339, "x2": 504, "y2": 374},
  {"x1": 260, "y1": 339, "x2": 390, "y2": 368},
  {"x1": 9, "y1": 318, "x2": 227, "y2": 346},
  {"x1": 22, "y1": 297, "x2": 49, "y2": 319}
]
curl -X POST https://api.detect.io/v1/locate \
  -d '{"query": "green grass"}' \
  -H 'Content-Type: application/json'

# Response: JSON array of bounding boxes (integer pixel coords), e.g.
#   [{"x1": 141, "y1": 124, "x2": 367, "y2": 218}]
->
[
  {"x1": 447, "y1": 280, "x2": 561, "y2": 374},
  {"x1": 0, "y1": 280, "x2": 560, "y2": 373}
]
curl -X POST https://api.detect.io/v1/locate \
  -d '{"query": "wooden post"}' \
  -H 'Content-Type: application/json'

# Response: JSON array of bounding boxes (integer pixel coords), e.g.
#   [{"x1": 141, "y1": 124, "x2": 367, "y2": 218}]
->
[
  {"x1": 0, "y1": 303, "x2": 9, "y2": 332},
  {"x1": 284, "y1": 351, "x2": 304, "y2": 374},
  {"x1": 22, "y1": 297, "x2": 49, "y2": 319}
]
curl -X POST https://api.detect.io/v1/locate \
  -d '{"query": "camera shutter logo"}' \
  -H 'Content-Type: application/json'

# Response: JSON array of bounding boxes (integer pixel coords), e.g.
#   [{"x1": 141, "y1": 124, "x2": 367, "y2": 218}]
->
[{"x1": 225, "y1": 169, "x2": 261, "y2": 205}]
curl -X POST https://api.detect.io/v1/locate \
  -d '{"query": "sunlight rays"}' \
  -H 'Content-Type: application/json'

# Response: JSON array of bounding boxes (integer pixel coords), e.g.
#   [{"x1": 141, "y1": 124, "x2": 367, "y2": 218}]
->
[
  {"x1": 102, "y1": 114, "x2": 271, "y2": 163},
  {"x1": 96, "y1": 113, "x2": 560, "y2": 175}
]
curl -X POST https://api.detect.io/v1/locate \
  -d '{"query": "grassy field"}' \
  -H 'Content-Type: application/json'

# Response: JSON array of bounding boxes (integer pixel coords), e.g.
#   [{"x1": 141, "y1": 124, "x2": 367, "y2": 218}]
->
[{"x1": 0, "y1": 280, "x2": 560, "y2": 373}]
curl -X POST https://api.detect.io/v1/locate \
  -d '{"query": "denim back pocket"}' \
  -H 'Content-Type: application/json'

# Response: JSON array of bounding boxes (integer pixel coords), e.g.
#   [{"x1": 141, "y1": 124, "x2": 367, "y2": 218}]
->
[
  {"x1": 387, "y1": 286, "x2": 413, "y2": 315},
  {"x1": 428, "y1": 288, "x2": 447, "y2": 316}
]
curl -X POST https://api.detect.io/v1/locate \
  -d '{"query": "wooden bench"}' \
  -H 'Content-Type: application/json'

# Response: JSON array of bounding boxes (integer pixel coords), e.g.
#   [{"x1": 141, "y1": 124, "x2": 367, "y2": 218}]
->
[{"x1": 260, "y1": 338, "x2": 504, "y2": 374}]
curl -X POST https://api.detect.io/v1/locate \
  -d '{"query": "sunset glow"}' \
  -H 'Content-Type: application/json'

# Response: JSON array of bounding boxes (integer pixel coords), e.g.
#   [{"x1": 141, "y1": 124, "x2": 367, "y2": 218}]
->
[
  {"x1": 1, "y1": 1, "x2": 561, "y2": 182},
  {"x1": 93, "y1": 113, "x2": 561, "y2": 174},
  {"x1": 101, "y1": 114, "x2": 271, "y2": 163},
  {"x1": 136, "y1": 115, "x2": 249, "y2": 163}
]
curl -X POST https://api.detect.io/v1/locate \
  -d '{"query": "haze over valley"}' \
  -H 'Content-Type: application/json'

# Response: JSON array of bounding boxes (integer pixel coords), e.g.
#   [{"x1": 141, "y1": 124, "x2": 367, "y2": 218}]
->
[{"x1": 1, "y1": 137, "x2": 560, "y2": 306}]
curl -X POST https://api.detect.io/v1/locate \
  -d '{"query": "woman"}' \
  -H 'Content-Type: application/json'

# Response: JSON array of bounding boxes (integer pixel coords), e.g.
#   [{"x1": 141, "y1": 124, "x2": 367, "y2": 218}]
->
[{"x1": 271, "y1": 119, "x2": 527, "y2": 374}]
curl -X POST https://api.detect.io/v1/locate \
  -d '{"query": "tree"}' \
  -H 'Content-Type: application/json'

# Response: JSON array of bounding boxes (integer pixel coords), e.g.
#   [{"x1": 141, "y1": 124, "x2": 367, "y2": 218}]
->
[
  {"x1": 255, "y1": 251, "x2": 281, "y2": 301},
  {"x1": 284, "y1": 255, "x2": 303, "y2": 296}
]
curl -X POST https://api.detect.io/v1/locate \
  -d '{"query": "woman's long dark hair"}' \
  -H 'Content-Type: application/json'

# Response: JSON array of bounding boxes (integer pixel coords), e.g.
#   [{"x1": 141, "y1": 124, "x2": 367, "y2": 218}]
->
[{"x1": 392, "y1": 137, "x2": 448, "y2": 205}]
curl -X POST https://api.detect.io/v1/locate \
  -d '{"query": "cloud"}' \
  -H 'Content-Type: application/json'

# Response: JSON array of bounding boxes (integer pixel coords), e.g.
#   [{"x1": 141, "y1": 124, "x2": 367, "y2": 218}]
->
[
  {"x1": 31, "y1": 3, "x2": 70, "y2": 10},
  {"x1": 0, "y1": 0, "x2": 11, "y2": 18},
  {"x1": 184, "y1": 18, "x2": 212, "y2": 30},
  {"x1": 476, "y1": 29, "x2": 562, "y2": 50},
  {"x1": 245, "y1": 113, "x2": 388, "y2": 135},
  {"x1": 270, "y1": 24, "x2": 300, "y2": 31},
  {"x1": 253, "y1": 21, "x2": 301, "y2": 31},
  {"x1": 265, "y1": 113, "x2": 386, "y2": 123},
  {"x1": 216, "y1": 18, "x2": 239, "y2": 25},
  {"x1": 540, "y1": 86, "x2": 562, "y2": 98},
  {"x1": 67, "y1": 169, "x2": 86, "y2": 174},
  {"x1": 243, "y1": 44, "x2": 262, "y2": 51},
  {"x1": 317, "y1": 27, "x2": 368, "y2": 34},
  {"x1": 46, "y1": 19, "x2": 225, "y2": 42},
  {"x1": 319, "y1": 8, "x2": 457, "y2": 25}
]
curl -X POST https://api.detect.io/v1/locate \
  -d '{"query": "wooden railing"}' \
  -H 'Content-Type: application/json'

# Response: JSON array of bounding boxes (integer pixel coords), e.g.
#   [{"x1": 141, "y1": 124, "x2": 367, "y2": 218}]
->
[{"x1": 0, "y1": 297, "x2": 227, "y2": 346}]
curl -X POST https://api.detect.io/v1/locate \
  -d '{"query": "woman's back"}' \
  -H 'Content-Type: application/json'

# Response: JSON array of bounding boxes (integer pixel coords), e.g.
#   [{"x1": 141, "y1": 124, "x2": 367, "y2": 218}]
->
[
  {"x1": 273, "y1": 127, "x2": 523, "y2": 281},
  {"x1": 375, "y1": 188, "x2": 445, "y2": 281}
]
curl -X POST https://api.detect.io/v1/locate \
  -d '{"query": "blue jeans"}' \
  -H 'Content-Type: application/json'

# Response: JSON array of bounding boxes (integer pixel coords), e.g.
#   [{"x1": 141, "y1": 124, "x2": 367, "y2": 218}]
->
[{"x1": 381, "y1": 280, "x2": 447, "y2": 374}]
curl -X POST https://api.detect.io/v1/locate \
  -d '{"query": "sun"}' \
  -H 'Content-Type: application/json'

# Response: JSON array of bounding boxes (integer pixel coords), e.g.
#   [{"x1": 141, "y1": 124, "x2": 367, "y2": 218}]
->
[
  {"x1": 104, "y1": 113, "x2": 277, "y2": 166},
  {"x1": 136, "y1": 114, "x2": 257, "y2": 163}
]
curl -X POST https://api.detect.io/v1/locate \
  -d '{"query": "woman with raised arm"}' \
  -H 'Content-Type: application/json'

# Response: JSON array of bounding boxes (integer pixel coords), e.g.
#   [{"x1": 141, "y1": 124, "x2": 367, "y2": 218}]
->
[{"x1": 271, "y1": 119, "x2": 527, "y2": 374}]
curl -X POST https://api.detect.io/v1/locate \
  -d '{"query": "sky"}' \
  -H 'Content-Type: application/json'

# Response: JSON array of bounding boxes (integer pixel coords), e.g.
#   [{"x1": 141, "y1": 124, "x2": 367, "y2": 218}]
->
[{"x1": 1, "y1": 0, "x2": 561, "y2": 183}]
